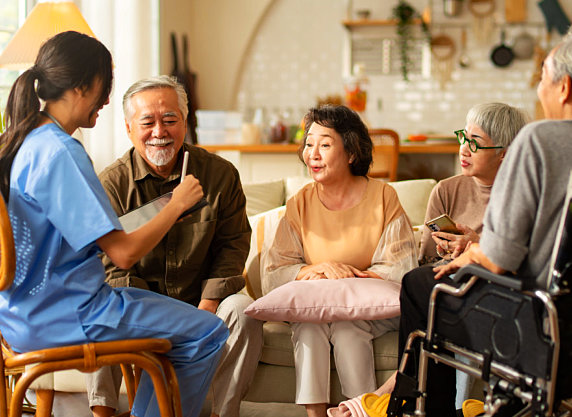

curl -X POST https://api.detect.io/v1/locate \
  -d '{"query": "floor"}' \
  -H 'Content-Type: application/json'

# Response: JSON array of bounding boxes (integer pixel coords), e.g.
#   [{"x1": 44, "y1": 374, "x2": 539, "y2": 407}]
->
[{"x1": 24, "y1": 391, "x2": 308, "y2": 417}]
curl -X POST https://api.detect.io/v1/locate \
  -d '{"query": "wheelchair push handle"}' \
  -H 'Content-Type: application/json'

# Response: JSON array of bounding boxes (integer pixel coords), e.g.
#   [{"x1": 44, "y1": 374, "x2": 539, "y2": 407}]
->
[{"x1": 453, "y1": 264, "x2": 523, "y2": 291}]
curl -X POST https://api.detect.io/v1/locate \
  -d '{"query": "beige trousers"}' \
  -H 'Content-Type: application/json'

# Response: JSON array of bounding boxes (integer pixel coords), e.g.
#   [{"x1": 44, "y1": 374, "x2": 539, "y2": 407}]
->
[
  {"x1": 85, "y1": 294, "x2": 263, "y2": 417},
  {"x1": 291, "y1": 317, "x2": 399, "y2": 404}
]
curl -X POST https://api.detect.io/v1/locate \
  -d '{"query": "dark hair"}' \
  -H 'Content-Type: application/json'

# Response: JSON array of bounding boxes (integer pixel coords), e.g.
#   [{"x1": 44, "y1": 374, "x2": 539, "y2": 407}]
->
[
  {"x1": 299, "y1": 105, "x2": 372, "y2": 176},
  {"x1": 0, "y1": 31, "x2": 113, "y2": 201}
]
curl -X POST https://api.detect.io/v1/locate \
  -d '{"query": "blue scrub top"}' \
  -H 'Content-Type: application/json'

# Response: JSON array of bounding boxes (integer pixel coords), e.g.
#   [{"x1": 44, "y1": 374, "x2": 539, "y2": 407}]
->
[{"x1": 0, "y1": 124, "x2": 124, "y2": 352}]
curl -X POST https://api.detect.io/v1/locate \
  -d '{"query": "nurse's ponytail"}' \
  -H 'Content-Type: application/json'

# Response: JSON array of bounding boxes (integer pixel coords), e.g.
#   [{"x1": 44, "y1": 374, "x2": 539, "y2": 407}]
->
[{"x1": 0, "y1": 31, "x2": 113, "y2": 201}]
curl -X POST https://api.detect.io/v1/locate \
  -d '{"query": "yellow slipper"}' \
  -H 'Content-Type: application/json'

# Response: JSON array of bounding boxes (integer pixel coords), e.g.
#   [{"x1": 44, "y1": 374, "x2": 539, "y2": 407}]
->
[
  {"x1": 361, "y1": 393, "x2": 391, "y2": 417},
  {"x1": 462, "y1": 399, "x2": 485, "y2": 417}
]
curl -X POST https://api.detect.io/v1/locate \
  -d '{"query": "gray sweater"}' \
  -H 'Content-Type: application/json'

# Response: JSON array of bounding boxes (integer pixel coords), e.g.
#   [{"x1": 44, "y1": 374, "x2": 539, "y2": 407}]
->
[{"x1": 480, "y1": 119, "x2": 572, "y2": 289}]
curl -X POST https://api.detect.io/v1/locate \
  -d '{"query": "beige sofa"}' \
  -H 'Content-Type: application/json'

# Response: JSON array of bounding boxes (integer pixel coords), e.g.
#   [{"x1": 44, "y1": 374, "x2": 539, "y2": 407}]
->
[{"x1": 29, "y1": 177, "x2": 437, "y2": 409}]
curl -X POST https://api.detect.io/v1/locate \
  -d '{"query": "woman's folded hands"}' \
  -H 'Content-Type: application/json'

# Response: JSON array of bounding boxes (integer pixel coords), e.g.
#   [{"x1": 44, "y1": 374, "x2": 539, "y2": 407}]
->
[{"x1": 297, "y1": 262, "x2": 380, "y2": 280}]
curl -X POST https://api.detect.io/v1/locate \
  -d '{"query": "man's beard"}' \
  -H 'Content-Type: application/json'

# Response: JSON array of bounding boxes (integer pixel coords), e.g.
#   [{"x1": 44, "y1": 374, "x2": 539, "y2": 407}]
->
[{"x1": 145, "y1": 139, "x2": 176, "y2": 167}]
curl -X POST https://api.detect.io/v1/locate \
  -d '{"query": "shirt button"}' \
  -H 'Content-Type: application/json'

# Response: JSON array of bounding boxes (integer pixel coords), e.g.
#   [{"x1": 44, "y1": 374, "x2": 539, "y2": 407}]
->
[{"x1": 168, "y1": 250, "x2": 174, "y2": 256}]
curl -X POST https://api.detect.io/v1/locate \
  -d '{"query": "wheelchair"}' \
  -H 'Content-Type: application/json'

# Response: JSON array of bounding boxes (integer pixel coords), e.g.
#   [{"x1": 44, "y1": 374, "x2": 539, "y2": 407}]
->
[{"x1": 387, "y1": 190, "x2": 572, "y2": 417}]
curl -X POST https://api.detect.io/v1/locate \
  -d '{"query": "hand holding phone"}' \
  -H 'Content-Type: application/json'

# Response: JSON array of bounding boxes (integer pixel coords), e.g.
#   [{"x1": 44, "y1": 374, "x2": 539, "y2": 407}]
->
[{"x1": 425, "y1": 214, "x2": 461, "y2": 235}]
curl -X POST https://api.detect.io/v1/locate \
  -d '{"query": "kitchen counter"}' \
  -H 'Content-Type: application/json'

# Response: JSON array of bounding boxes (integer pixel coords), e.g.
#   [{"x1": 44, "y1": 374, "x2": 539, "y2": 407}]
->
[
  {"x1": 199, "y1": 140, "x2": 459, "y2": 155},
  {"x1": 199, "y1": 141, "x2": 460, "y2": 183}
]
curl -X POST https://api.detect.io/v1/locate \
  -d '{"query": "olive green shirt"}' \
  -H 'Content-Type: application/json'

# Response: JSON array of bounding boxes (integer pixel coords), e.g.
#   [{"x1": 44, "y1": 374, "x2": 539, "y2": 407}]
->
[{"x1": 98, "y1": 143, "x2": 251, "y2": 306}]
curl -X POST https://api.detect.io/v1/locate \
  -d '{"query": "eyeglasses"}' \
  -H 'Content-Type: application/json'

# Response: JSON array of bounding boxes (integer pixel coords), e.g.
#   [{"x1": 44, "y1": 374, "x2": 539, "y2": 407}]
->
[{"x1": 454, "y1": 130, "x2": 504, "y2": 153}]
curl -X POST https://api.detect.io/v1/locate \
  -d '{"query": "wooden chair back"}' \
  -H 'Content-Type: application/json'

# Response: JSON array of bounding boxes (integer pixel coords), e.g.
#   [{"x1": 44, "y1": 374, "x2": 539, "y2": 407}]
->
[
  {"x1": 0, "y1": 195, "x2": 15, "y2": 292},
  {"x1": 0, "y1": 195, "x2": 181, "y2": 417},
  {"x1": 368, "y1": 129, "x2": 400, "y2": 182}
]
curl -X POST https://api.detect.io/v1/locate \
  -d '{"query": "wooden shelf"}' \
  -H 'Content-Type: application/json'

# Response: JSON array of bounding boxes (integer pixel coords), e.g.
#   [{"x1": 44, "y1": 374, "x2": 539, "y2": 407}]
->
[{"x1": 342, "y1": 18, "x2": 423, "y2": 29}]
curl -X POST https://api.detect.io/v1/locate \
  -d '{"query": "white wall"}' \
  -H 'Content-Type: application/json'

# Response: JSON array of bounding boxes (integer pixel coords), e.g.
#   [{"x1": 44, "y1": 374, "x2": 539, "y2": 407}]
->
[
  {"x1": 160, "y1": 0, "x2": 273, "y2": 110},
  {"x1": 233, "y1": 0, "x2": 570, "y2": 139},
  {"x1": 80, "y1": 0, "x2": 160, "y2": 173},
  {"x1": 78, "y1": 0, "x2": 571, "y2": 170}
]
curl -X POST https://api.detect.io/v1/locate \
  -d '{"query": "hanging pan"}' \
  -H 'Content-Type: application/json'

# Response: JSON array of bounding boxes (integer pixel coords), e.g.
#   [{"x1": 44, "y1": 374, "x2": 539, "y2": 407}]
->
[{"x1": 490, "y1": 30, "x2": 514, "y2": 67}]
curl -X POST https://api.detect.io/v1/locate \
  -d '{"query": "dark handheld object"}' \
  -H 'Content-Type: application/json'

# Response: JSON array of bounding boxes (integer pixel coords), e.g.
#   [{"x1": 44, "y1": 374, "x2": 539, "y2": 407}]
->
[{"x1": 170, "y1": 32, "x2": 199, "y2": 144}]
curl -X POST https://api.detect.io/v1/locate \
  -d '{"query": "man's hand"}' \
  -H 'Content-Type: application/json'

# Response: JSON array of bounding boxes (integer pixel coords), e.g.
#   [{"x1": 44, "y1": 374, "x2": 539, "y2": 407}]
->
[
  {"x1": 433, "y1": 242, "x2": 505, "y2": 280},
  {"x1": 432, "y1": 249, "x2": 473, "y2": 280},
  {"x1": 198, "y1": 298, "x2": 220, "y2": 314}
]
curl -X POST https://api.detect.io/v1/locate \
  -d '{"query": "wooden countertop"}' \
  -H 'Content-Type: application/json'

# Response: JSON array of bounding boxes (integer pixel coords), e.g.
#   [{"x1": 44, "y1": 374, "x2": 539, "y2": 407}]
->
[
  {"x1": 399, "y1": 140, "x2": 459, "y2": 154},
  {"x1": 200, "y1": 141, "x2": 459, "y2": 155}
]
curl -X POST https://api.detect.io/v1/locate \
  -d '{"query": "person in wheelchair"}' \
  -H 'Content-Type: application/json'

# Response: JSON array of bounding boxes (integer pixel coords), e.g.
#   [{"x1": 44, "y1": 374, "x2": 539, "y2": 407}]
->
[{"x1": 328, "y1": 29, "x2": 572, "y2": 417}]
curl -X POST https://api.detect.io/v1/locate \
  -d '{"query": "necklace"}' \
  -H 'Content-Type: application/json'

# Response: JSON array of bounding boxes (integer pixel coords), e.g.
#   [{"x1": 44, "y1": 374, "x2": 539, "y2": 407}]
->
[{"x1": 41, "y1": 110, "x2": 66, "y2": 133}]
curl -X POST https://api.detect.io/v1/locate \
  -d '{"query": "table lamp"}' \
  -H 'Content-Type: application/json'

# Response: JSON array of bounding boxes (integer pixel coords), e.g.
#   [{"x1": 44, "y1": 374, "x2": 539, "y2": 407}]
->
[{"x1": 0, "y1": 1, "x2": 95, "y2": 69}]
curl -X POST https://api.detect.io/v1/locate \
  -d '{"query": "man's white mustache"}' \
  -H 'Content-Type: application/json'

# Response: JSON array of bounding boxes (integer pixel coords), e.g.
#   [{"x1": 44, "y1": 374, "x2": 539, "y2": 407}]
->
[{"x1": 146, "y1": 138, "x2": 174, "y2": 146}]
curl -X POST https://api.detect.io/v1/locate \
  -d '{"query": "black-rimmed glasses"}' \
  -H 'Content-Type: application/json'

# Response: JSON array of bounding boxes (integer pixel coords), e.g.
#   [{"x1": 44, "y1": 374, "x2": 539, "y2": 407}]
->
[{"x1": 454, "y1": 130, "x2": 504, "y2": 153}]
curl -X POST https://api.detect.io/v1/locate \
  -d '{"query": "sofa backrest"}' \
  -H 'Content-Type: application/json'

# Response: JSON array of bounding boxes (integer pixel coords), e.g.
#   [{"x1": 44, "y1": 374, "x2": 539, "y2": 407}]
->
[{"x1": 387, "y1": 179, "x2": 437, "y2": 226}]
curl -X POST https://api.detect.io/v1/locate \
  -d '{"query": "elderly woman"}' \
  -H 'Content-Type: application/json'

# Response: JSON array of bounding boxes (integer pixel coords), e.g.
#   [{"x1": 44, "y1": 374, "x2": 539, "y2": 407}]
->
[
  {"x1": 419, "y1": 102, "x2": 530, "y2": 265},
  {"x1": 328, "y1": 102, "x2": 529, "y2": 417},
  {"x1": 264, "y1": 105, "x2": 418, "y2": 417}
]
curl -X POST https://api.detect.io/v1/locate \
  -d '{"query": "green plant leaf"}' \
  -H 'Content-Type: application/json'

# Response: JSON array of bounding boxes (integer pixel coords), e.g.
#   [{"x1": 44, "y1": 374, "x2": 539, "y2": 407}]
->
[{"x1": 392, "y1": 0, "x2": 431, "y2": 81}]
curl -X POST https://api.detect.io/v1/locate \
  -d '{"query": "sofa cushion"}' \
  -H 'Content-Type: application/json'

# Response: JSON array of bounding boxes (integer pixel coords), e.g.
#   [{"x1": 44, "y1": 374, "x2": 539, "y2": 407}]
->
[
  {"x1": 388, "y1": 178, "x2": 436, "y2": 226},
  {"x1": 244, "y1": 206, "x2": 286, "y2": 299},
  {"x1": 243, "y1": 179, "x2": 285, "y2": 216},
  {"x1": 244, "y1": 278, "x2": 401, "y2": 323},
  {"x1": 285, "y1": 176, "x2": 312, "y2": 201},
  {"x1": 259, "y1": 321, "x2": 398, "y2": 371}
]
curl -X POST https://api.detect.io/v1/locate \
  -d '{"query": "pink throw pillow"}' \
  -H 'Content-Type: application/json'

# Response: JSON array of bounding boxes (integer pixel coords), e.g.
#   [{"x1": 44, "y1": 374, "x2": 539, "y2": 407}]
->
[{"x1": 244, "y1": 278, "x2": 401, "y2": 323}]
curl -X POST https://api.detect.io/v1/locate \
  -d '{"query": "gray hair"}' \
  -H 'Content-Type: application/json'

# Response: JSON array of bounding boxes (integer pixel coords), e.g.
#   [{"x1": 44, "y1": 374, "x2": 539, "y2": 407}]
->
[
  {"x1": 552, "y1": 28, "x2": 572, "y2": 83},
  {"x1": 466, "y1": 102, "x2": 530, "y2": 150},
  {"x1": 122, "y1": 75, "x2": 188, "y2": 123}
]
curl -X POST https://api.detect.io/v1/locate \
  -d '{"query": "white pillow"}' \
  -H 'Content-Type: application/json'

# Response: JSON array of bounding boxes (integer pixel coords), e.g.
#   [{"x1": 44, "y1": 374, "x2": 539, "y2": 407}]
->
[{"x1": 244, "y1": 206, "x2": 286, "y2": 300}]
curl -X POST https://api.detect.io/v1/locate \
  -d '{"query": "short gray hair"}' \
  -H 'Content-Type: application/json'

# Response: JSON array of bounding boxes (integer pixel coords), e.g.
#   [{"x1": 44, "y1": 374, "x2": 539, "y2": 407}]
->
[
  {"x1": 551, "y1": 28, "x2": 572, "y2": 83},
  {"x1": 122, "y1": 75, "x2": 188, "y2": 123},
  {"x1": 466, "y1": 102, "x2": 530, "y2": 149}
]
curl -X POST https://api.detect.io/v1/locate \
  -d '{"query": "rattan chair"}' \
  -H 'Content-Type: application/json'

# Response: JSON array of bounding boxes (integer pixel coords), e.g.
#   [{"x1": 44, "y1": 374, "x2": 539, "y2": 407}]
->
[
  {"x1": 368, "y1": 129, "x2": 400, "y2": 182},
  {"x1": 0, "y1": 195, "x2": 182, "y2": 417}
]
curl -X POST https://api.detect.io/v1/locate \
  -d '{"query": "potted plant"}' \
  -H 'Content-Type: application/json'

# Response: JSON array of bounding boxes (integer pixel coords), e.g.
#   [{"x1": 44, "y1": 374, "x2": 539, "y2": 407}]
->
[{"x1": 392, "y1": 0, "x2": 430, "y2": 81}]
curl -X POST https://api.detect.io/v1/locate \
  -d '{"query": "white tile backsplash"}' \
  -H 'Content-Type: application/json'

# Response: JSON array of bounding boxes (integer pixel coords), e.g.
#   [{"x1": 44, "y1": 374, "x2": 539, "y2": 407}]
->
[{"x1": 236, "y1": 0, "x2": 564, "y2": 139}]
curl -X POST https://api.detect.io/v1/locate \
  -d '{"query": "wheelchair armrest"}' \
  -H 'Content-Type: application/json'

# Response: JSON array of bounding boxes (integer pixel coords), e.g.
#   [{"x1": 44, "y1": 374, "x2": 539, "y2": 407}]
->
[{"x1": 453, "y1": 264, "x2": 523, "y2": 291}]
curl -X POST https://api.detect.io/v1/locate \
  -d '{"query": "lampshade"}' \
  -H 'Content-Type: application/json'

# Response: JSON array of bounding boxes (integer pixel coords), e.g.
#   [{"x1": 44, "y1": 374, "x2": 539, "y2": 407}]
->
[{"x1": 0, "y1": 1, "x2": 96, "y2": 69}]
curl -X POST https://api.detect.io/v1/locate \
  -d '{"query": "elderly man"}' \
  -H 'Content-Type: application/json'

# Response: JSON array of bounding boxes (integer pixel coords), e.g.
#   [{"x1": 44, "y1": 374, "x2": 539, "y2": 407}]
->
[
  {"x1": 330, "y1": 29, "x2": 572, "y2": 417},
  {"x1": 86, "y1": 75, "x2": 263, "y2": 417}
]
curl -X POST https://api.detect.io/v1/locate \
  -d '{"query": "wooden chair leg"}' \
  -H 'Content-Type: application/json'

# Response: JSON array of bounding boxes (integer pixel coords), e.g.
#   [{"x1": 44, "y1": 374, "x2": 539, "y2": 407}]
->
[{"x1": 34, "y1": 389, "x2": 54, "y2": 417}]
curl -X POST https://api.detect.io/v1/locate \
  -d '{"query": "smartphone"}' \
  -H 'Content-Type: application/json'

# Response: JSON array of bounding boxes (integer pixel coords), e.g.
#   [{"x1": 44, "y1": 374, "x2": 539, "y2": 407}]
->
[{"x1": 425, "y1": 214, "x2": 461, "y2": 235}]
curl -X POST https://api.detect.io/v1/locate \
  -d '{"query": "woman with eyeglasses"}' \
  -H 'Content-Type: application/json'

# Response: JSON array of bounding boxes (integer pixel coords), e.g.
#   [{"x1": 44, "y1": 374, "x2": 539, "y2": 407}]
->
[{"x1": 418, "y1": 102, "x2": 529, "y2": 265}]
